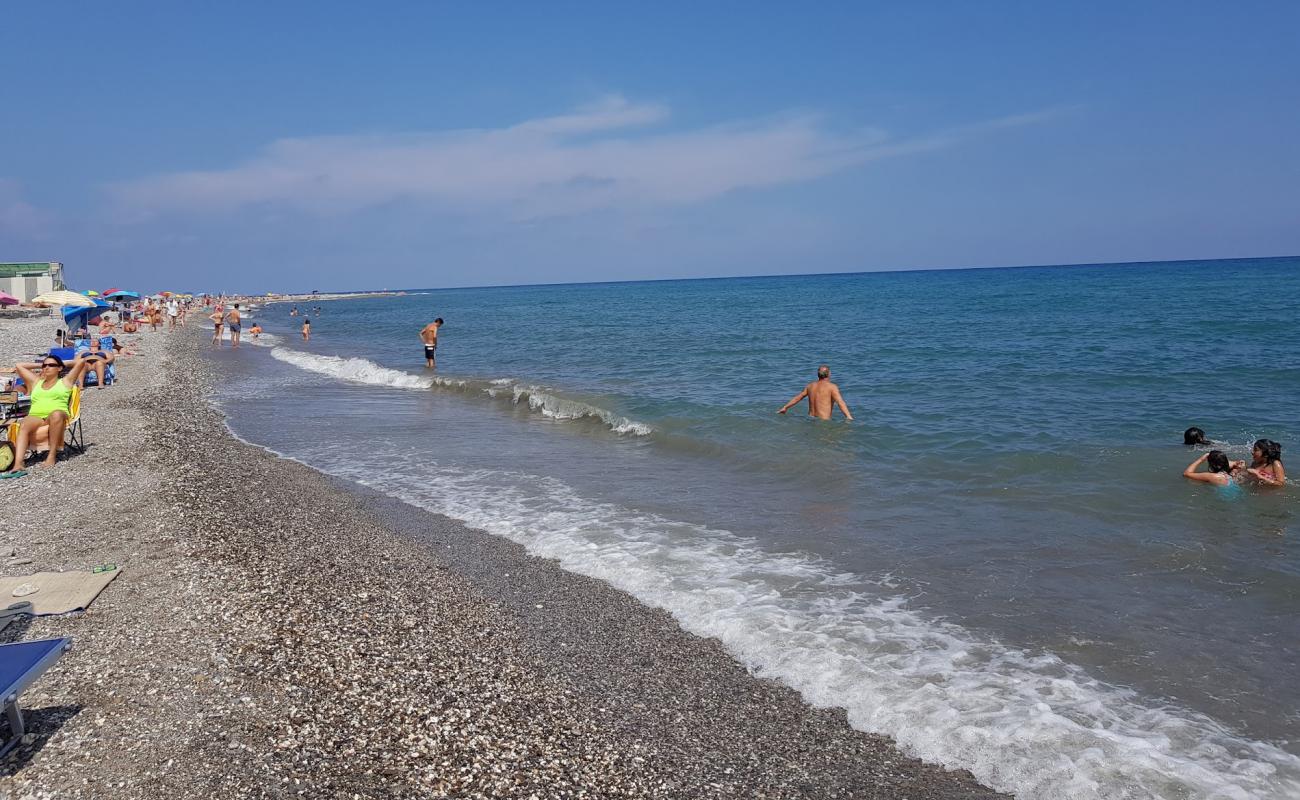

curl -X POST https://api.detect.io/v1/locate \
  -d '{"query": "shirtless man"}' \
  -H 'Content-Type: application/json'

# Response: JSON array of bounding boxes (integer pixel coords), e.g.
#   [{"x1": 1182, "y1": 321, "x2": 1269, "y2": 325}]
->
[
  {"x1": 420, "y1": 318, "x2": 443, "y2": 368},
  {"x1": 778, "y1": 365, "x2": 853, "y2": 421},
  {"x1": 227, "y1": 304, "x2": 242, "y2": 348}
]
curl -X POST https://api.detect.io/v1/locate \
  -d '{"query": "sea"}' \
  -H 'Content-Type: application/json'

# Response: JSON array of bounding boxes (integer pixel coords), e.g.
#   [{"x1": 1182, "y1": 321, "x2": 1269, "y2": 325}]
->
[{"x1": 206, "y1": 256, "x2": 1300, "y2": 800}]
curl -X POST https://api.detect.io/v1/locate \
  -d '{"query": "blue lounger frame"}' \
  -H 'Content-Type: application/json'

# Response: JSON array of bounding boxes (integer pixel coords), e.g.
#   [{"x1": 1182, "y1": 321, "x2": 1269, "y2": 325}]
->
[{"x1": 0, "y1": 637, "x2": 73, "y2": 755}]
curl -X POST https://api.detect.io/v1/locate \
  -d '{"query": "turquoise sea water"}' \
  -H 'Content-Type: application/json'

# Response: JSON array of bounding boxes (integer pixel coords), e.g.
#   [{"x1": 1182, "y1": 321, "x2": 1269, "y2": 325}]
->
[{"x1": 210, "y1": 257, "x2": 1300, "y2": 799}]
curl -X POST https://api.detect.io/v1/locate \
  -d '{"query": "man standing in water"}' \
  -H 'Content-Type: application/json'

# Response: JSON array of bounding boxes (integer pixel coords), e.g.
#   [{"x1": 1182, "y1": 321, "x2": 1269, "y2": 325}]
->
[
  {"x1": 778, "y1": 365, "x2": 853, "y2": 420},
  {"x1": 226, "y1": 303, "x2": 242, "y2": 348},
  {"x1": 420, "y1": 317, "x2": 443, "y2": 368}
]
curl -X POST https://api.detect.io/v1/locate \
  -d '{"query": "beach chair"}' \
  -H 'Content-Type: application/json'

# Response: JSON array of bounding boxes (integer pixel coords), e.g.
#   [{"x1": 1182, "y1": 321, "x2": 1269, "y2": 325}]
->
[
  {"x1": 0, "y1": 637, "x2": 72, "y2": 755},
  {"x1": 81, "y1": 361, "x2": 115, "y2": 388},
  {"x1": 2, "y1": 387, "x2": 83, "y2": 458},
  {"x1": 64, "y1": 387, "x2": 85, "y2": 453},
  {"x1": 48, "y1": 347, "x2": 76, "y2": 363}
]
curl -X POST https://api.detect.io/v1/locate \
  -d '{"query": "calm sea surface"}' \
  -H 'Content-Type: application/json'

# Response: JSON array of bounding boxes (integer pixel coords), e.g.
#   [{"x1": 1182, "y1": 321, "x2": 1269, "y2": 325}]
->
[{"x1": 209, "y1": 257, "x2": 1300, "y2": 799}]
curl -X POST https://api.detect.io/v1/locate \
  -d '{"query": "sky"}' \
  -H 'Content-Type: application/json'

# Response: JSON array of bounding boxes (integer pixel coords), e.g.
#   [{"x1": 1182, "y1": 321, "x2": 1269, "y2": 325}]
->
[{"x1": 2, "y1": 2, "x2": 1298, "y2": 293}]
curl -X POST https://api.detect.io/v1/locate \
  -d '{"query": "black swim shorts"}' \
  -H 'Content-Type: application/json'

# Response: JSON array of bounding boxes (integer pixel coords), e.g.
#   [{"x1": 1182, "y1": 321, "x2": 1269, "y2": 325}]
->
[{"x1": 424, "y1": 344, "x2": 437, "y2": 358}]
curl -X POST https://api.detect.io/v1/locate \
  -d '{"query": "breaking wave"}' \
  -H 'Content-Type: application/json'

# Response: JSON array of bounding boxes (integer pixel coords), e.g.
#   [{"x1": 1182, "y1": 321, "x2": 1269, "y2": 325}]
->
[{"x1": 268, "y1": 347, "x2": 653, "y2": 436}]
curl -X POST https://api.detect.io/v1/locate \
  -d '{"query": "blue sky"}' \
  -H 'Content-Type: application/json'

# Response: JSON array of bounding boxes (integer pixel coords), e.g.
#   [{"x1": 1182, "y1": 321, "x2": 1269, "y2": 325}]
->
[{"x1": 2, "y1": 2, "x2": 1297, "y2": 292}]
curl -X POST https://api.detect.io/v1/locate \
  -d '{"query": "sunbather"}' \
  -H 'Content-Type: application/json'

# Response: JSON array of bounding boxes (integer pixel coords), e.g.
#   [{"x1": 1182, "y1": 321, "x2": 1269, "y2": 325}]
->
[
  {"x1": 7, "y1": 355, "x2": 91, "y2": 471},
  {"x1": 74, "y1": 337, "x2": 116, "y2": 388}
]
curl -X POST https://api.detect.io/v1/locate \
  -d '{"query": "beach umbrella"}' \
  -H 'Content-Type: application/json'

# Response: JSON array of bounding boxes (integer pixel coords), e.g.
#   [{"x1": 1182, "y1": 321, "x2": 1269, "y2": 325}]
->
[
  {"x1": 62, "y1": 298, "x2": 111, "y2": 329},
  {"x1": 32, "y1": 290, "x2": 95, "y2": 308},
  {"x1": 102, "y1": 287, "x2": 121, "y2": 296},
  {"x1": 81, "y1": 289, "x2": 100, "y2": 297},
  {"x1": 104, "y1": 290, "x2": 140, "y2": 300},
  {"x1": 0, "y1": 291, "x2": 19, "y2": 306}
]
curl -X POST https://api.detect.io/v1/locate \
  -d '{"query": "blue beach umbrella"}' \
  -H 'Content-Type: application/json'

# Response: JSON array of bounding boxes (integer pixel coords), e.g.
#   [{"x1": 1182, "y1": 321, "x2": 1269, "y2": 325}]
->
[
  {"x1": 62, "y1": 298, "x2": 111, "y2": 331},
  {"x1": 104, "y1": 290, "x2": 140, "y2": 300}
]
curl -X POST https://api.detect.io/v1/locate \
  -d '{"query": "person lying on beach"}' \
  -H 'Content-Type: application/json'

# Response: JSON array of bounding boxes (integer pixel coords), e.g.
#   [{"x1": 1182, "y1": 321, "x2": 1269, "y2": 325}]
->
[
  {"x1": 1245, "y1": 439, "x2": 1285, "y2": 486},
  {"x1": 122, "y1": 318, "x2": 139, "y2": 333},
  {"x1": 778, "y1": 365, "x2": 853, "y2": 421},
  {"x1": 1184, "y1": 427, "x2": 1210, "y2": 445},
  {"x1": 7, "y1": 354, "x2": 91, "y2": 471},
  {"x1": 302, "y1": 318, "x2": 311, "y2": 341},
  {"x1": 73, "y1": 337, "x2": 116, "y2": 388},
  {"x1": 98, "y1": 318, "x2": 117, "y2": 335},
  {"x1": 1182, "y1": 450, "x2": 1243, "y2": 486}
]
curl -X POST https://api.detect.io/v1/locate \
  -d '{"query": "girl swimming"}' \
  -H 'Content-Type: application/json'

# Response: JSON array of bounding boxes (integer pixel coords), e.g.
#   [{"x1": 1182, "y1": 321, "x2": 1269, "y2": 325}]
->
[
  {"x1": 1246, "y1": 439, "x2": 1286, "y2": 486},
  {"x1": 1182, "y1": 450, "x2": 1243, "y2": 487}
]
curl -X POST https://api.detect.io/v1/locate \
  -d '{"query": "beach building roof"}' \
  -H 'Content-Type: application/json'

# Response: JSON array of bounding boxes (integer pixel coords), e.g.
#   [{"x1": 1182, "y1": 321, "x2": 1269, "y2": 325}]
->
[{"x1": 0, "y1": 262, "x2": 67, "y2": 303}]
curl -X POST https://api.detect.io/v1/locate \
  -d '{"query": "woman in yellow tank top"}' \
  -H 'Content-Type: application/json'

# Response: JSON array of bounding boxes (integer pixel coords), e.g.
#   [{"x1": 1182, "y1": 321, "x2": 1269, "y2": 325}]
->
[{"x1": 8, "y1": 354, "x2": 91, "y2": 471}]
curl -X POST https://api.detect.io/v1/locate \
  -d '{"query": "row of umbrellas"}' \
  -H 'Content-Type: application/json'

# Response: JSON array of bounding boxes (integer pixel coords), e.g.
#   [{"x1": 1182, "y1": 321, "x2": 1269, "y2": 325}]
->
[{"x1": 0, "y1": 288, "x2": 194, "y2": 309}]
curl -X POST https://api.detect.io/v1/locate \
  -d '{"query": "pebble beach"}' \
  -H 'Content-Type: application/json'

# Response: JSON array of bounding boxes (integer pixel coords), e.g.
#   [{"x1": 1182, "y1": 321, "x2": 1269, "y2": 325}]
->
[{"x1": 0, "y1": 313, "x2": 1004, "y2": 799}]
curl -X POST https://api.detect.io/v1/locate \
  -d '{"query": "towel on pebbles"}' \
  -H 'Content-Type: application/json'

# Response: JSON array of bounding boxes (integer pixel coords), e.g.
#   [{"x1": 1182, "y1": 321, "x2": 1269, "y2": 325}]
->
[{"x1": 0, "y1": 570, "x2": 119, "y2": 616}]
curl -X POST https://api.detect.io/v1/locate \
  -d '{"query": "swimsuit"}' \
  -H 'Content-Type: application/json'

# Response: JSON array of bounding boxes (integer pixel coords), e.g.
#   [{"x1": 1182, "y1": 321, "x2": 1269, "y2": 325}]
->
[
  {"x1": 28, "y1": 378, "x2": 72, "y2": 420},
  {"x1": 424, "y1": 343, "x2": 437, "y2": 358}
]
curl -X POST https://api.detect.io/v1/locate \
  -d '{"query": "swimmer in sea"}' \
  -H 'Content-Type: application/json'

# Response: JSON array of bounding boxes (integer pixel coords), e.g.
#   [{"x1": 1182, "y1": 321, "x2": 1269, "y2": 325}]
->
[
  {"x1": 301, "y1": 318, "x2": 311, "y2": 342},
  {"x1": 1182, "y1": 450, "x2": 1243, "y2": 486},
  {"x1": 1183, "y1": 426, "x2": 1210, "y2": 445},
  {"x1": 778, "y1": 364, "x2": 853, "y2": 421},
  {"x1": 1245, "y1": 439, "x2": 1286, "y2": 486}
]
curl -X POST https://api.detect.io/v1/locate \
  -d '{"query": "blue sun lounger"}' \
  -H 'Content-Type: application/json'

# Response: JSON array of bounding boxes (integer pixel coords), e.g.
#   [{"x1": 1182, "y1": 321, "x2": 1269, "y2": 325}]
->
[{"x1": 0, "y1": 637, "x2": 72, "y2": 755}]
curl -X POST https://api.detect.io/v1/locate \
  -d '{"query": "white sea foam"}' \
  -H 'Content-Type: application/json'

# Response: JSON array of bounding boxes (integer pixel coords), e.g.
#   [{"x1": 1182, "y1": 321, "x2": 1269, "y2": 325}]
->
[
  {"x1": 294, "y1": 449, "x2": 1300, "y2": 800},
  {"x1": 268, "y1": 347, "x2": 654, "y2": 436},
  {"x1": 270, "y1": 347, "x2": 436, "y2": 389}
]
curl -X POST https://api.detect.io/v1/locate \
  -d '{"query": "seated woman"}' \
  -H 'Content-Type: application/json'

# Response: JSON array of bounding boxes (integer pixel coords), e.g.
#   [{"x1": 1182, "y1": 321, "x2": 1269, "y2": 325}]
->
[
  {"x1": 1245, "y1": 439, "x2": 1286, "y2": 486},
  {"x1": 98, "y1": 317, "x2": 117, "y2": 335},
  {"x1": 1183, "y1": 450, "x2": 1243, "y2": 486},
  {"x1": 7, "y1": 355, "x2": 91, "y2": 471},
  {"x1": 122, "y1": 317, "x2": 139, "y2": 333},
  {"x1": 74, "y1": 337, "x2": 116, "y2": 388}
]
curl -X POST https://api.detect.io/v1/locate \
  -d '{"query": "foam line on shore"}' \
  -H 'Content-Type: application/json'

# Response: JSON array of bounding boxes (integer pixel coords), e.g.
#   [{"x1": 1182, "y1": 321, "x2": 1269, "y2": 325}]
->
[
  {"x1": 267, "y1": 346, "x2": 654, "y2": 436},
  {"x1": 293, "y1": 450, "x2": 1300, "y2": 800}
]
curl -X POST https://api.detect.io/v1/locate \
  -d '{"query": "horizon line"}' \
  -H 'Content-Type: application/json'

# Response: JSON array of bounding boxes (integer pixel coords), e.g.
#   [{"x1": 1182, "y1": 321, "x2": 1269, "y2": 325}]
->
[{"x1": 235, "y1": 252, "x2": 1299, "y2": 297}]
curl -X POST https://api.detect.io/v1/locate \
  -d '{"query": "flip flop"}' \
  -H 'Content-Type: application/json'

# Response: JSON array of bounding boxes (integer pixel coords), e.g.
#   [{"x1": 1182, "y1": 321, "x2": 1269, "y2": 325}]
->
[
  {"x1": 0, "y1": 471, "x2": 27, "y2": 480},
  {"x1": 92, "y1": 564, "x2": 117, "y2": 574}
]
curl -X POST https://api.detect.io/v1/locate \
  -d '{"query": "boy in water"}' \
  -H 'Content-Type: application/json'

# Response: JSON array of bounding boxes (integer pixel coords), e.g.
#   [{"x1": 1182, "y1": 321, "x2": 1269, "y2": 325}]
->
[{"x1": 420, "y1": 318, "x2": 443, "y2": 368}]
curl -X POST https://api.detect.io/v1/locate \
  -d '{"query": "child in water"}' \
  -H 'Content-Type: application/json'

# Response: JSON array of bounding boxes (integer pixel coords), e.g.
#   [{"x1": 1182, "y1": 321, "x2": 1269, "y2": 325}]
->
[
  {"x1": 249, "y1": 323, "x2": 263, "y2": 339},
  {"x1": 1182, "y1": 450, "x2": 1243, "y2": 487},
  {"x1": 1245, "y1": 439, "x2": 1286, "y2": 486},
  {"x1": 1183, "y1": 427, "x2": 1210, "y2": 445}
]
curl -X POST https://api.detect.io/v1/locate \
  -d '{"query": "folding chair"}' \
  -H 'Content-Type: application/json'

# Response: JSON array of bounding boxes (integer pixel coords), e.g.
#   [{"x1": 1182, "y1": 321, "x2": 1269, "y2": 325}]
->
[{"x1": 0, "y1": 637, "x2": 73, "y2": 755}]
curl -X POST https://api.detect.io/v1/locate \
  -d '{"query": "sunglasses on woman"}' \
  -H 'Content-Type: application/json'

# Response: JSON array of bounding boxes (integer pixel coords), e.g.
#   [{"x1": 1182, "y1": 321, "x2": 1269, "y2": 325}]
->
[{"x1": 41, "y1": 362, "x2": 60, "y2": 368}]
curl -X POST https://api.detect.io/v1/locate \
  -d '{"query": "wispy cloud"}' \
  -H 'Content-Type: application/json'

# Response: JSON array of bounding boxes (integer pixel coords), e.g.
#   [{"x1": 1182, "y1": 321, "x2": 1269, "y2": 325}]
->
[
  {"x1": 0, "y1": 179, "x2": 52, "y2": 240},
  {"x1": 108, "y1": 95, "x2": 1061, "y2": 222}
]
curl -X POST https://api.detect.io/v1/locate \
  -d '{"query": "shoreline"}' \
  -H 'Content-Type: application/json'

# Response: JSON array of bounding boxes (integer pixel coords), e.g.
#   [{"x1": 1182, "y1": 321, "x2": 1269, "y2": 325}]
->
[{"x1": 0, "y1": 315, "x2": 1003, "y2": 798}]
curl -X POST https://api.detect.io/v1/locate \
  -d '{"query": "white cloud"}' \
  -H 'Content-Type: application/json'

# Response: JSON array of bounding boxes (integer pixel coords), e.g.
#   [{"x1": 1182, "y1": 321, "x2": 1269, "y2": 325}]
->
[
  {"x1": 108, "y1": 96, "x2": 1059, "y2": 222},
  {"x1": 0, "y1": 179, "x2": 52, "y2": 239}
]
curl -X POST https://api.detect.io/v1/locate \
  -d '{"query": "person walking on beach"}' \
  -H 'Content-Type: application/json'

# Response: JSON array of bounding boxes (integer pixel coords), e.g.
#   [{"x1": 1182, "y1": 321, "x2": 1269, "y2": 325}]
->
[
  {"x1": 167, "y1": 299, "x2": 179, "y2": 329},
  {"x1": 227, "y1": 304, "x2": 243, "y2": 348},
  {"x1": 420, "y1": 318, "x2": 443, "y2": 368},
  {"x1": 778, "y1": 365, "x2": 854, "y2": 421},
  {"x1": 209, "y1": 309, "x2": 225, "y2": 346}
]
